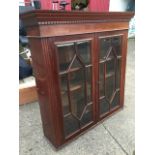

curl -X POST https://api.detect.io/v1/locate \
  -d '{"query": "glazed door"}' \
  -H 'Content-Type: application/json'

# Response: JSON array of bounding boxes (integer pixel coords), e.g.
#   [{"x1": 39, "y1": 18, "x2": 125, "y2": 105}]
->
[
  {"x1": 97, "y1": 32, "x2": 124, "y2": 119},
  {"x1": 54, "y1": 35, "x2": 95, "y2": 139}
]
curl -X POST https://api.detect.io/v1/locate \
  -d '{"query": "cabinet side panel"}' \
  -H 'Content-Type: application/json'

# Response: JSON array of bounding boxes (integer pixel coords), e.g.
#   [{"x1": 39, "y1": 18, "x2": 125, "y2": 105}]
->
[
  {"x1": 42, "y1": 38, "x2": 64, "y2": 147},
  {"x1": 47, "y1": 37, "x2": 63, "y2": 147},
  {"x1": 120, "y1": 31, "x2": 128, "y2": 107},
  {"x1": 28, "y1": 38, "x2": 56, "y2": 146}
]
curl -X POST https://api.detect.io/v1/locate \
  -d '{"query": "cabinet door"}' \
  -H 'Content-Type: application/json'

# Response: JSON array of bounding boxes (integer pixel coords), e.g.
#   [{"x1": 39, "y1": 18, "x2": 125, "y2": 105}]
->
[
  {"x1": 98, "y1": 33, "x2": 123, "y2": 118},
  {"x1": 55, "y1": 36, "x2": 95, "y2": 139}
]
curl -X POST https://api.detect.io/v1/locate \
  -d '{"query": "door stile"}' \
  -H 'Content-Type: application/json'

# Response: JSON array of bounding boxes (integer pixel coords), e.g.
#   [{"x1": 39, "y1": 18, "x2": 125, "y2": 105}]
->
[{"x1": 93, "y1": 33, "x2": 100, "y2": 121}]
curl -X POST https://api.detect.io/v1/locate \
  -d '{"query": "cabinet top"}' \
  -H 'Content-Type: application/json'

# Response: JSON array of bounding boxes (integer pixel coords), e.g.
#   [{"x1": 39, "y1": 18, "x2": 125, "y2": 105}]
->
[{"x1": 21, "y1": 10, "x2": 134, "y2": 28}]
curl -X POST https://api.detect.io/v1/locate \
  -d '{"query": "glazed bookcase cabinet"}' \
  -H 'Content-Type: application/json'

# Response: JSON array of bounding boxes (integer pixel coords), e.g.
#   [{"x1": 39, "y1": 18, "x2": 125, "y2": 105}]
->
[{"x1": 21, "y1": 10, "x2": 134, "y2": 148}]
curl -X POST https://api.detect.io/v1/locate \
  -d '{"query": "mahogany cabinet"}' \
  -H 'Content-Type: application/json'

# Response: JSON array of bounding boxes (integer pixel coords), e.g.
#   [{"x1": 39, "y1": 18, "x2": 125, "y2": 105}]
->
[{"x1": 21, "y1": 11, "x2": 134, "y2": 148}]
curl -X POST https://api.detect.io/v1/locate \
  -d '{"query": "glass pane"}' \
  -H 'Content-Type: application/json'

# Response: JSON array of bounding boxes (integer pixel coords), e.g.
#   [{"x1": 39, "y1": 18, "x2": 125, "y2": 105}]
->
[
  {"x1": 99, "y1": 97, "x2": 109, "y2": 115},
  {"x1": 60, "y1": 74, "x2": 69, "y2": 115},
  {"x1": 70, "y1": 89, "x2": 85, "y2": 119},
  {"x1": 112, "y1": 36, "x2": 121, "y2": 56},
  {"x1": 57, "y1": 43, "x2": 75, "y2": 72},
  {"x1": 69, "y1": 68, "x2": 85, "y2": 88},
  {"x1": 99, "y1": 62, "x2": 104, "y2": 97},
  {"x1": 105, "y1": 76, "x2": 115, "y2": 101},
  {"x1": 86, "y1": 67, "x2": 92, "y2": 103},
  {"x1": 70, "y1": 69, "x2": 85, "y2": 119},
  {"x1": 77, "y1": 41, "x2": 91, "y2": 65},
  {"x1": 107, "y1": 49, "x2": 115, "y2": 60},
  {"x1": 80, "y1": 104, "x2": 93, "y2": 127},
  {"x1": 106, "y1": 58, "x2": 115, "y2": 77},
  {"x1": 71, "y1": 57, "x2": 82, "y2": 69},
  {"x1": 100, "y1": 38, "x2": 111, "y2": 60},
  {"x1": 116, "y1": 59, "x2": 121, "y2": 89},
  {"x1": 63, "y1": 114, "x2": 79, "y2": 137},
  {"x1": 111, "y1": 91, "x2": 120, "y2": 109},
  {"x1": 98, "y1": 35, "x2": 122, "y2": 116},
  {"x1": 57, "y1": 40, "x2": 93, "y2": 138}
]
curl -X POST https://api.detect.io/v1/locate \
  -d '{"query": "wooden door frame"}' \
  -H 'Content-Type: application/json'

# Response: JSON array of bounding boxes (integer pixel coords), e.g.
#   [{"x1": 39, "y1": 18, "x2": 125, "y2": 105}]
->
[
  {"x1": 50, "y1": 33, "x2": 97, "y2": 145},
  {"x1": 95, "y1": 30, "x2": 128, "y2": 121},
  {"x1": 47, "y1": 29, "x2": 128, "y2": 146}
]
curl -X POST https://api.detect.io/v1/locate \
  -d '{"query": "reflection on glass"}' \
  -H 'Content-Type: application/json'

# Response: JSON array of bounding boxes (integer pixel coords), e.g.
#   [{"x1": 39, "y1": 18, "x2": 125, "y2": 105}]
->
[
  {"x1": 71, "y1": 57, "x2": 82, "y2": 69},
  {"x1": 80, "y1": 104, "x2": 92, "y2": 127},
  {"x1": 70, "y1": 69, "x2": 85, "y2": 118},
  {"x1": 105, "y1": 76, "x2": 115, "y2": 101},
  {"x1": 111, "y1": 91, "x2": 120, "y2": 109},
  {"x1": 57, "y1": 43, "x2": 75, "y2": 72},
  {"x1": 106, "y1": 59, "x2": 115, "y2": 77},
  {"x1": 99, "y1": 97, "x2": 109, "y2": 115},
  {"x1": 60, "y1": 74, "x2": 69, "y2": 115},
  {"x1": 63, "y1": 114, "x2": 79, "y2": 137},
  {"x1": 77, "y1": 41, "x2": 91, "y2": 65},
  {"x1": 112, "y1": 36, "x2": 121, "y2": 56},
  {"x1": 99, "y1": 63, "x2": 104, "y2": 97},
  {"x1": 86, "y1": 67, "x2": 92, "y2": 103},
  {"x1": 116, "y1": 59, "x2": 121, "y2": 89},
  {"x1": 100, "y1": 38, "x2": 111, "y2": 60},
  {"x1": 69, "y1": 68, "x2": 85, "y2": 89}
]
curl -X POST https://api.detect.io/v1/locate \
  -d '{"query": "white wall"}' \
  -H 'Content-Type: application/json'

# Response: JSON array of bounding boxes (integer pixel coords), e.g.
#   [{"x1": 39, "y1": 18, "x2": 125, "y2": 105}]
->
[{"x1": 109, "y1": 0, "x2": 130, "y2": 11}]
